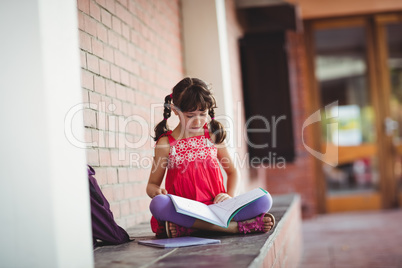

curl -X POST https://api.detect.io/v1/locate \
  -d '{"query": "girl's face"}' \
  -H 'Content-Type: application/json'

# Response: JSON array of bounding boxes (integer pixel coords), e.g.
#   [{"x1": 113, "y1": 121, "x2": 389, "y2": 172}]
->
[{"x1": 173, "y1": 107, "x2": 209, "y2": 135}]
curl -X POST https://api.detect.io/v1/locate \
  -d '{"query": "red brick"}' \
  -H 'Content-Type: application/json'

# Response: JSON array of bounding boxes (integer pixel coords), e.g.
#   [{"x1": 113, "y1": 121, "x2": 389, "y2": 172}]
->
[
  {"x1": 116, "y1": 0, "x2": 128, "y2": 8},
  {"x1": 129, "y1": 60, "x2": 140, "y2": 75},
  {"x1": 95, "y1": 0, "x2": 106, "y2": 9},
  {"x1": 84, "y1": 14, "x2": 97, "y2": 37},
  {"x1": 94, "y1": 167, "x2": 108, "y2": 185},
  {"x1": 110, "y1": 64, "x2": 120, "y2": 83},
  {"x1": 120, "y1": 200, "x2": 130, "y2": 216},
  {"x1": 129, "y1": 75, "x2": 138, "y2": 91},
  {"x1": 117, "y1": 167, "x2": 129, "y2": 183},
  {"x1": 96, "y1": 24, "x2": 108, "y2": 43},
  {"x1": 105, "y1": 80, "x2": 116, "y2": 97},
  {"x1": 114, "y1": 50, "x2": 126, "y2": 69},
  {"x1": 99, "y1": 148, "x2": 111, "y2": 166},
  {"x1": 112, "y1": 99, "x2": 123, "y2": 115},
  {"x1": 83, "y1": 108, "x2": 97, "y2": 128},
  {"x1": 88, "y1": 91, "x2": 101, "y2": 106},
  {"x1": 86, "y1": 148, "x2": 99, "y2": 166},
  {"x1": 77, "y1": 0, "x2": 90, "y2": 14},
  {"x1": 111, "y1": 16, "x2": 122, "y2": 34},
  {"x1": 127, "y1": 0, "x2": 137, "y2": 14},
  {"x1": 77, "y1": 12, "x2": 85, "y2": 31},
  {"x1": 113, "y1": 185, "x2": 124, "y2": 200},
  {"x1": 130, "y1": 29, "x2": 140, "y2": 45},
  {"x1": 91, "y1": 128, "x2": 102, "y2": 148},
  {"x1": 118, "y1": 37, "x2": 128, "y2": 54},
  {"x1": 89, "y1": 0, "x2": 101, "y2": 21},
  {"x1": 99, "y1": 59, "x2": 110, "y2": 78},
  {"x1": 100, "y1": 8, "x2": 112, "y2": 28},
  {"x1": 121, "y1": 70, "x2": 130, "y2": 86},
  {"x1": 87, "y1": 53, "x2": 99, "y2": 74},
  {"x1": 103, "y1": 44, "x2": 114, "y2": 62},
  {"x1": 104, "y1": 0, "x2": 115, "y2": 14},
  {"x1": 108, "y1": 30, "x2": 119, "y2": 48},
  {"x1": 105, "y1": 131, "x2": 117, "y2": 148},
  {"x1": 80, "y1": 50, "x2": 87, "y2": 68},
  {"x1": 107, "y1": 167, "x2": 118, "y2": 184},
  {"x1": 94, "y1": 75, "x2": 106, "y2": 95},
  {"x1": 79, "y1": 31, "x2": 92, "y2": 52},
  {"x1": 125, "y1": 89, "x2": 135, "y2": 105},
  {"x1": 121, "y1": 23, "x2": 130, "y2": 40},
  {"x1": 82, "y1": 89, "x2": 89, "y2": 103},
  {"x1": 123, "y1": 184, "x2": 133, "y2": 199},
  {"x1": 110, "y1": 148, "x2": 122, "y2": 167}
]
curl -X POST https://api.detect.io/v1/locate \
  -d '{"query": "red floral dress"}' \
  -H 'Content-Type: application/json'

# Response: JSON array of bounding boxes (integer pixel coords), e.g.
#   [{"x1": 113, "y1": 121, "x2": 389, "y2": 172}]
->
[{"x1": 151, "y1": 125, "x2": 226, "y2": 235}]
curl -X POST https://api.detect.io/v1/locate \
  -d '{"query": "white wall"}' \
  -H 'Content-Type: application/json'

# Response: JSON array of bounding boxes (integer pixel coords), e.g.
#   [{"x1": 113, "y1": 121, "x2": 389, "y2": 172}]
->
[
  {"x1": 0, "y1": 0, "x2": 93, "y2": 267},
  {"x1": 181, "y1": 0, "x2": 236, "y2": 150}
]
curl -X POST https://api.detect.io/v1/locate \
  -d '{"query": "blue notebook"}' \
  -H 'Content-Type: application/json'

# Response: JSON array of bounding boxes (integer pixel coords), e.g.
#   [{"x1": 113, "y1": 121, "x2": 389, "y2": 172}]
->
[{"x1": 138, "y1": 236, "x2": 221, "y2": 248}]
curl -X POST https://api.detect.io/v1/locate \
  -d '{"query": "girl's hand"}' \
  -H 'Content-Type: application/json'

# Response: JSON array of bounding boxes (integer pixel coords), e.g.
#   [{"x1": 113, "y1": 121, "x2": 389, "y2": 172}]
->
[
  {"x1": 152, "y1": 188, "x2": 168, "y2": 198},
  {"x1": 213, "y1": 193, "x2": 232, "y2": 203},
  {"x1": 147, "y1": 183, "x2": 168, "y2": 198}
]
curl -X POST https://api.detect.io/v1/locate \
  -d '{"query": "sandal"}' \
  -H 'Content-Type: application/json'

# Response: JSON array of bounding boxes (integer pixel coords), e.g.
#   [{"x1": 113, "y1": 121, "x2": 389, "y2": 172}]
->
[
  {"x1": 165, "y1": 221, "x2": 197, "y2": 238},
  {"x1": 151, "y1": 217, "x2": 168, "y2": 238},
  {"x1": 238, "y1": 213, "x2": 276, "y2": 234}
]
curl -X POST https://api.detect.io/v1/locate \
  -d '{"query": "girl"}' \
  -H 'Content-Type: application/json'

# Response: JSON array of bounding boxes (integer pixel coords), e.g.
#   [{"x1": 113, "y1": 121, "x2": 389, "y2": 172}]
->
[{"x1": 146, "y1": 77, "x2": 275, "y2": 238}]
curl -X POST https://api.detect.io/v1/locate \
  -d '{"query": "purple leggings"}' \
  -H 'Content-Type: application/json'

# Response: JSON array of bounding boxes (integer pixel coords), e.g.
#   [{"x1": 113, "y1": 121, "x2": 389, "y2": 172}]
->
[{"x1": 149, "y1": 192, "x2": 273, "y2": 228}]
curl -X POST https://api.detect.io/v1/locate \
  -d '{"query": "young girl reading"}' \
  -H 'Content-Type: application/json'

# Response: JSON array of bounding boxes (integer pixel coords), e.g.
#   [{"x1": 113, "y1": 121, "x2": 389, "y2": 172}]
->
[{"x1": 146, "y1": 77, "x2": 275, "y2": 238}]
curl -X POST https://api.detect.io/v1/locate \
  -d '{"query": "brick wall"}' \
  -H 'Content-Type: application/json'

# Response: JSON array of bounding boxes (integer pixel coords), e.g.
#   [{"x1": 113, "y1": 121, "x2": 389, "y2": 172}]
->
[{"x1": 77, "y1": 0, "x2": 184, "y2": 227}]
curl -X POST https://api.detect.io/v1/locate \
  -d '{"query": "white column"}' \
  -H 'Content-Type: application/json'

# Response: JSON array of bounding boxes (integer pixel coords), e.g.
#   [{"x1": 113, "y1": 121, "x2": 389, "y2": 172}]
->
[
  {"x1": 0, "y1": 0, "x2": 93, "y2": 267},
  {"x1": 181, "y1": 0, "x2": 235, "y2": 150}
]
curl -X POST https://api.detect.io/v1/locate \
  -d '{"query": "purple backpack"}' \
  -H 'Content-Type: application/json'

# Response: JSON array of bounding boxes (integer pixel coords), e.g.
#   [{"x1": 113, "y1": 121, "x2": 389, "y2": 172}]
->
[{"x1": 88, "y1": 165, "x2": 130, "y2": 246}]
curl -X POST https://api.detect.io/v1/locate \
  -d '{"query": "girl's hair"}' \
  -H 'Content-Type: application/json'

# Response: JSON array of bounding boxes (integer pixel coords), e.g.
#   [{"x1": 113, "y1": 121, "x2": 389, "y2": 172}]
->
[{"x1": 153, "y1": 77, "x2": 226, "y2": 143}]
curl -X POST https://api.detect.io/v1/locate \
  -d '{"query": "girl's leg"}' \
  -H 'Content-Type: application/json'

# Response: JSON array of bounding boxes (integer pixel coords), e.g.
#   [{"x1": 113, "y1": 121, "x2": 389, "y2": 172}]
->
[
  {"x1": 191, "y1": 214, "x2": 273, "y2": 234},
  {"x1": 150, "y1": 193, "x2": 274, "y2": 236},
  {"x1": 233, "y1": 193, "x2": 273, "y2": 222},
  {"x1": 149, "y1": 194, "x2": 196, "y2": 228},
  {"x1": 191, "y1": 193, "x2": 274, "y2": 234}
]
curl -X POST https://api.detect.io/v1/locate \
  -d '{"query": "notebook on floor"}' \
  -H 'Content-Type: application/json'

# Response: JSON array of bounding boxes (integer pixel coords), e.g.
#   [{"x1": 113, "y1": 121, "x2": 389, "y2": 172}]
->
[{"x1": 138, "y1": 236, "x2": 221, "y2": 248}]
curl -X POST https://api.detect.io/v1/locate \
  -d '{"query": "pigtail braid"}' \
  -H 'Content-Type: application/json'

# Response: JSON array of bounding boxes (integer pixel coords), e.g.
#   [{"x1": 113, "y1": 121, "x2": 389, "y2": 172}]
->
[
  {"x1": 209, "y1": 108, "x2": 226, "y2": 144},
  {"x1": 153, "y1": 94, "x2": 172, "y2": 141}
]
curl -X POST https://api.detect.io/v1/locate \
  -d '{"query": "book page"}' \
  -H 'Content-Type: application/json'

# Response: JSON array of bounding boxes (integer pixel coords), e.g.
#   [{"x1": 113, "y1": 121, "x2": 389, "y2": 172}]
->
[
  {"x1": 168, "y1": 194, "x2": 223, "y2": 226},
  {"x1": 208, "y1": 188, "x2": 266, "y2": 224}
]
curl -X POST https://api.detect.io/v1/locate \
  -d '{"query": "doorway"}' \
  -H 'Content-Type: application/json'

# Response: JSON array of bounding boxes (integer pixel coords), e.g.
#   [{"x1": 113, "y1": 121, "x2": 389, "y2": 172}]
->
[{"x1": 306, "y1": 13, "x2": 402, "y2": 213}]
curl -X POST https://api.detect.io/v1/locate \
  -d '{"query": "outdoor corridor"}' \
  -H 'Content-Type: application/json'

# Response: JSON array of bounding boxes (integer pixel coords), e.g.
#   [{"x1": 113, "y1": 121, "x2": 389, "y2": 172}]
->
[{"x1": 300, "y1": 209, "x2": 402, "y2": 268}]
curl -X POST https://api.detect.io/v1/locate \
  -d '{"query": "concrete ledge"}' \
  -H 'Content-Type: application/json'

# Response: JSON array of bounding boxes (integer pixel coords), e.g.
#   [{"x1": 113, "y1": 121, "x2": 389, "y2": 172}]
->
[{"x1": 94, "y1": 194, "x2": 302, "y2": 268}]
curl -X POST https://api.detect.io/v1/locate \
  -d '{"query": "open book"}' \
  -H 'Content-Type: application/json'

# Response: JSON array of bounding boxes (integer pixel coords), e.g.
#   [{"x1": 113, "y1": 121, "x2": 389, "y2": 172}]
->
[{"x1": 168, "y1": 188, "x2": 267, "y2": 228}]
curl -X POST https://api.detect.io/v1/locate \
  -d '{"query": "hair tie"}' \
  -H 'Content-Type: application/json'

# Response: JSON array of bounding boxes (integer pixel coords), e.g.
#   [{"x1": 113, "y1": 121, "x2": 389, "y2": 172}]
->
[
  {"x1": 164, "y1": 118, "x2": 168, "y2": 120},
  {"x1": 211, "y1": 117, "x2": 215, "y2": 120},
  {"x1": 169, "y1": 93, "x2": 173, "y2": 98}
]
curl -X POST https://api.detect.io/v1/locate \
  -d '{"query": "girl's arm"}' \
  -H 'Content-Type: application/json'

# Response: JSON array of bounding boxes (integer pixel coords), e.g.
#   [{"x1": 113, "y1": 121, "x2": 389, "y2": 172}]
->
[
  {"x1": 146, "y1": 137, "x2": 170, "y2": 198},
  {"x1": 217, "y1": 143, "x2": 239, "y2": 197}
]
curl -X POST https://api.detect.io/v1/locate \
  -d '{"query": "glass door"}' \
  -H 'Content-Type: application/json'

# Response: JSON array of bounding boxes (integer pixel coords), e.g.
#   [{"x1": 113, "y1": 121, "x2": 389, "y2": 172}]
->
[{"x1": 310, "y1": 19, "x2": 382, "y2": 212}]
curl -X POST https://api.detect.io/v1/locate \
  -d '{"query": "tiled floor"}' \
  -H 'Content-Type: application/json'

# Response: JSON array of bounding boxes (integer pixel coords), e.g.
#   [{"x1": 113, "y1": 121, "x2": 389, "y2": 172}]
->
[{"x1": 299, "y1": 209, "x2": 402, "y2": 268}]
